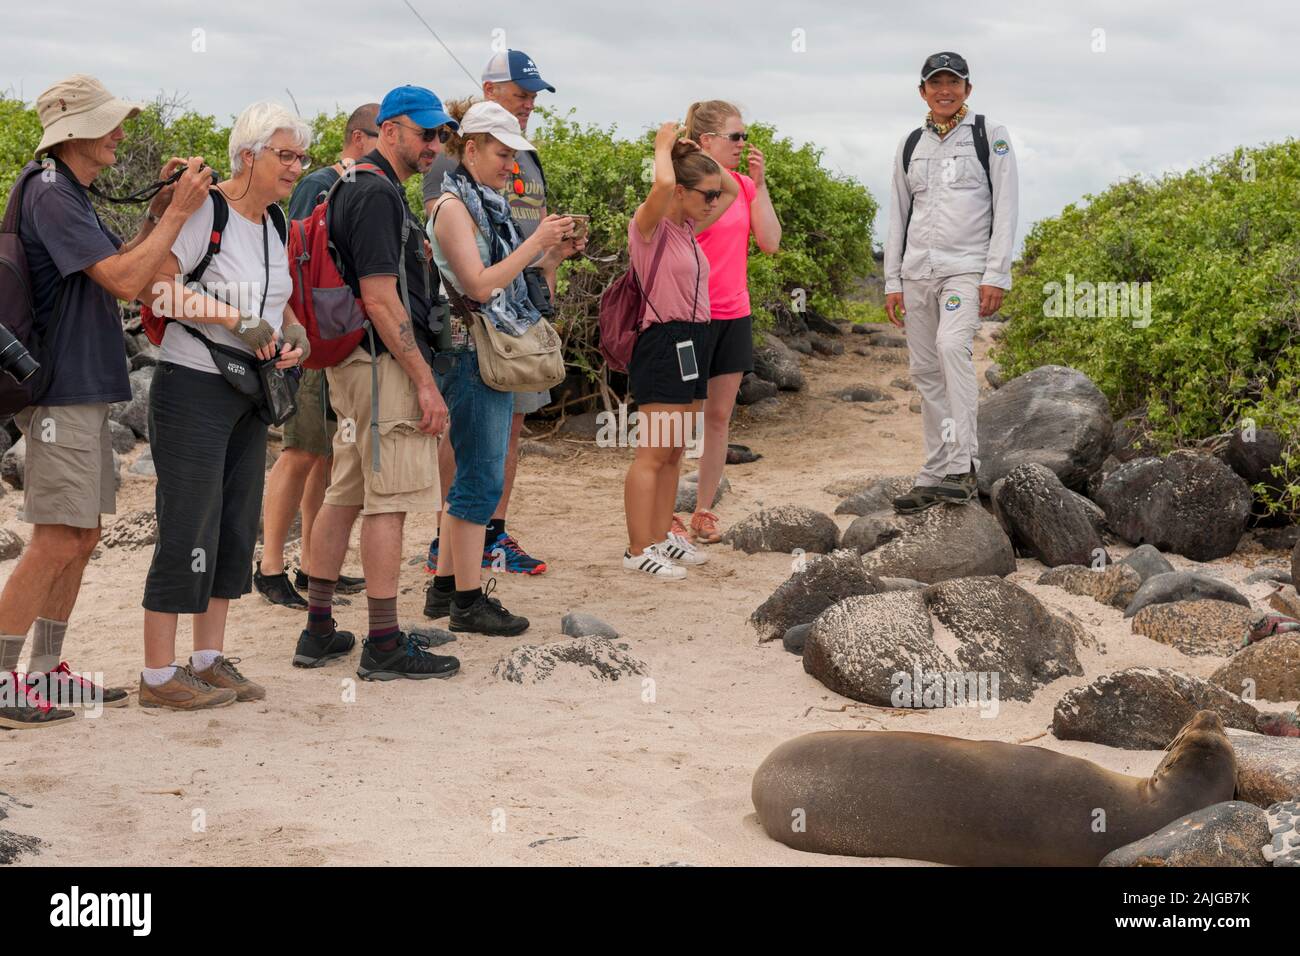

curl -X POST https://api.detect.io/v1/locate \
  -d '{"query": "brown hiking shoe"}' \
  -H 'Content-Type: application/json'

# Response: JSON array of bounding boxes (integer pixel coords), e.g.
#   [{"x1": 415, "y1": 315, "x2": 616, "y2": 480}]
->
[
  {"x1": 137, "y1": 665, "x2": 236, "y2": 711},
  {"x1": 192, "y1": 656, "x2": 265, "y2": 702}
]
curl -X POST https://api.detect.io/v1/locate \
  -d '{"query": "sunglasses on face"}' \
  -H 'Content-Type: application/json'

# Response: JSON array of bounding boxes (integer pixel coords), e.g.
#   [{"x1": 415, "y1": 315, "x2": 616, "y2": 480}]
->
[
  {"x1": 393, "y1": 120, "x2": 452, "y2": 143},
  {"x1": 708, "y1": 131, "x2": 748, "y2": 142},
  {"x1": 687, "y1": 186, "x2": 723, "y2": 203},
  {"x1": 272, "y1": 149, "x2": 312, "y2": 169},
  {"x1": 925, "y1": 53, "x2": 968, "y2": 75}
]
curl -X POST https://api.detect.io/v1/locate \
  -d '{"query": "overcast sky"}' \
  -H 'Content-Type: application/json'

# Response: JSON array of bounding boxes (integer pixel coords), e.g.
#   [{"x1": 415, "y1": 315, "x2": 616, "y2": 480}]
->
[{"x1": 4, "y1": 0, "x2": 1294, "y2": 254}]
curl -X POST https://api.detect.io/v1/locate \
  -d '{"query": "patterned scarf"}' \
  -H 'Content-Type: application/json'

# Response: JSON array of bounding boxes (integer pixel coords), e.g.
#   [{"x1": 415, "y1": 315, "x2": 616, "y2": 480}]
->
[
  {"x1": 440, "y1": 165, "x2": 541, "y2": 336},
  {"x1": 925, "y1": 103, "x2": 969, "y2": 138}
]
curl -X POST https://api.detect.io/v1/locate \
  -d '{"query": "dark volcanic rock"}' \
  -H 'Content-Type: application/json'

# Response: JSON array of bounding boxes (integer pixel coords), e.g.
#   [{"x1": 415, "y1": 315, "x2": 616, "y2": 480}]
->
[
  {"x1": 750, "y1": 549, "x2": 881, "y2": 642},
  {"x1": 1095, "y1": 451, "x2": 1251, "y2": 561},
  {"x1": 1052, "y1": 668, "x2": 1259, "y2": 749},
  {"x1": 1123, "y1": 571, "x2": 1250, "y2": 618},
  {"x1": 860, "y1": 502, "x2": 1015, "y2": 584},
  {"x1": 975, "y1": 365, "x2": 1113, "y2": 494},
  {"x1": 724, "y1": 505, "x2": 839, "y2": 555},
  {"x1": 994, "y1": 462, "x2": 1106, "y2": 567},
  {"x1": 1100, "y1": 801, "x2": 1270, "y2": 867}
]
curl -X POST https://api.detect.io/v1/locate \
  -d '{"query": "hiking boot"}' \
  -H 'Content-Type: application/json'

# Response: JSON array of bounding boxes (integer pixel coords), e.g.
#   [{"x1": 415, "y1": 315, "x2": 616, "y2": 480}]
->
[
  {"x1": 29, "y1": 662, "x2": 129, "y2": 709},
  {"x1": 424, "y1": 581, "x2": 453, "y2": 620},
  {"x1": 137, "y1": 665, "x2": 237, "y2": 711},
  {"x1": 449, "y1": 579, "x2": 530, "y2": 636},
  {"x1": 192, "y1": 656, "x2": 266, "y2": 702},
  {"x1": 356, "y1": 633, "x2": 460, "y2": 681},
  {"x1": 483, "y1": 533, "x2": 547, "y2": 575},
  {"x1": 294, "y1": 568, "x2": 366, "y2": 595},
  {"x1": 690, "y1": 510, "x2": 723, "y2": 544},
  {"x1": 0, "y1": 672, "x2": 76, "y2": 729},
  {"x1": 292, "y1": 622, "x2": 357, "y2": 668},
  {"x1": 933, "y1": 467, "x2": 978, "y2": 504},
  {"x1": 254, "y1": 568, "x2": 308, "y2": 609},
  {"x1": 892, "y1": 484, "x2": 945, "y2": 514}
]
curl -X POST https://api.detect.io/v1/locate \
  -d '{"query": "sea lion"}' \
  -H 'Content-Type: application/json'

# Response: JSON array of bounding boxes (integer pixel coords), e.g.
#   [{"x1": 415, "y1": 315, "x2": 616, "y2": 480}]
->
[{"x1": 751, "y1": 710, "x2": 1237, "y2": 866}]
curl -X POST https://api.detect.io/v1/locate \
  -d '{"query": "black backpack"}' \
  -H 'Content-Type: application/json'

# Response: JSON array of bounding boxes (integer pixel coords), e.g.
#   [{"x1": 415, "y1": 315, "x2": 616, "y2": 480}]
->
[
  {"x1": 0, "y1": 163, "x2": 71, "y2": 416},
  {"x1": 899, "y1": 114, "x2": 993, "y2": 255}
]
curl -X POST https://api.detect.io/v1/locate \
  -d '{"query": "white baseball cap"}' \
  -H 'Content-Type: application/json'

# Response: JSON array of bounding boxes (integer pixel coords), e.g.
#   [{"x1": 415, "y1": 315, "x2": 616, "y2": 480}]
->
[{"x1": 459, "y1": 101, "x2": 535, "y2": 152}]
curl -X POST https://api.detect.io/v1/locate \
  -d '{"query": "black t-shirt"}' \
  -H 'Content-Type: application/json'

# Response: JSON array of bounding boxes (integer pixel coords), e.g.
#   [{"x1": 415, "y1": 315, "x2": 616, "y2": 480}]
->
[
  {"x1": 18, "y1": 160, "x2": 130, "y2": 405},
  {"x1": 328, "y1": 150, "x2": 437, "y2": 358}
]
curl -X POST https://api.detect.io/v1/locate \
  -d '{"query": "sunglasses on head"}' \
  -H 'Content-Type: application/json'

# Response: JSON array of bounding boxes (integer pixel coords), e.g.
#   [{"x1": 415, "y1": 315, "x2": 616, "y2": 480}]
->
[
  {"x1": 924, "y1": 53, "x2": 968, "y2": 76},
  {"x1": 392, "y1": 120, "x2": 452, "y2": 143},
  {"x1": 687, "y1": 186, "x2": 723, "y2": 203}
]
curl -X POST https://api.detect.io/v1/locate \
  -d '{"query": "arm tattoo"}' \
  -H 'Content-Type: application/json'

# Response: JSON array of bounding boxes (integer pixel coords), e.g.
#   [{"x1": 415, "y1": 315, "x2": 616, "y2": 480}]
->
[{"x1": 398, "y1": 319, "x2": 417, "y2": 352}]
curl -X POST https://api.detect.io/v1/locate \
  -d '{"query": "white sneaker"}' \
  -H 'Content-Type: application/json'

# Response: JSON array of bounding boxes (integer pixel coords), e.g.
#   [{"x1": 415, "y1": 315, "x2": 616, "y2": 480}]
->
[
  {"x1": 623, "y1": 547, "x2": 687, "y2": 580},
  {"x1": 657, "y1": 532, "x2": 708, "y2": 566}
]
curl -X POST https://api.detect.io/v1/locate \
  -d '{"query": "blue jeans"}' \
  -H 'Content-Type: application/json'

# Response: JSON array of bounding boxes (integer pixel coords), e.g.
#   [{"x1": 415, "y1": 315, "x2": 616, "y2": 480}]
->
[{"x1": 435, "y1": 352, "x2": 513, "y2": 525}]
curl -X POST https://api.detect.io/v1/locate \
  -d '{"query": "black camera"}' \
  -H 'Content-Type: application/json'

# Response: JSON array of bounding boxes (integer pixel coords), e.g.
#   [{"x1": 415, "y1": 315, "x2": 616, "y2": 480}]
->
[
  {"x1": 523, "y1": 267, "x2": 554, "y2": 318},
  {"x1": 0, "y1": 325, "x2": 39, "y2": 385}
]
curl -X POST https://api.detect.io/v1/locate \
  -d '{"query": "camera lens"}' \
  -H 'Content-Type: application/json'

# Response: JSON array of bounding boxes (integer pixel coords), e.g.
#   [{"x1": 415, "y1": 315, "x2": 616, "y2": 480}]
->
[{"x1": 0, "y1": 325, "x2": 39, "y2": 384}]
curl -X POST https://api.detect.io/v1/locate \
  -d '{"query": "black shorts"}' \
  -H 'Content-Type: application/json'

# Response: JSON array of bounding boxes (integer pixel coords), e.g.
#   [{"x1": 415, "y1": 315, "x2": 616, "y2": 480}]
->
[
  {"x1": 707, "y1": 315, "x2": 754, "y2": 377},
  {"x1": 629, "y1": 321, "x2": 712, "y2": 406}
]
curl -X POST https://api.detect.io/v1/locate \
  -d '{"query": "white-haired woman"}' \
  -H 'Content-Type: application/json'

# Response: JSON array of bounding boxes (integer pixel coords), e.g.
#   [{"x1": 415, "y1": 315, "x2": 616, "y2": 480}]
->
[{"x1": 137, "y1": 102, "x2": 311, "y2": 710}]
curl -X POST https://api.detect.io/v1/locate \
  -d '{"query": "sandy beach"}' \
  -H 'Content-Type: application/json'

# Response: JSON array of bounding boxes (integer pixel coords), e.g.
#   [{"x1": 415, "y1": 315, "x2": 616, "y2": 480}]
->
[{"x1": 2, "y1": 323, "x2": 1295, "y2": 866}]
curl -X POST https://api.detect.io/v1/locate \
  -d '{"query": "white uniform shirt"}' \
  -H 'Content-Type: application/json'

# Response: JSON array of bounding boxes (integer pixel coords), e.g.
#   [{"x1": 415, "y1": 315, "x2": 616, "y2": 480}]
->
[{"x1": 883, "y1": 111, "x2": 1019, "y2": 294}]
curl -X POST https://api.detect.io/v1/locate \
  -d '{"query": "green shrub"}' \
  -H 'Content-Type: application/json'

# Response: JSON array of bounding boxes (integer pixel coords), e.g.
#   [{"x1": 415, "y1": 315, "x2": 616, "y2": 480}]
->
[{"x1": 994, "y1": 139, "x2": 1300, "y2": 516}]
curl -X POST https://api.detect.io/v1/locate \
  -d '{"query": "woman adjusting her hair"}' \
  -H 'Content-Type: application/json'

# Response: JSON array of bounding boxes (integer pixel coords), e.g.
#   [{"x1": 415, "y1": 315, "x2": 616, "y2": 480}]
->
[{"x1": 621, "y1": 122, "x2": 738, "y2": 581}]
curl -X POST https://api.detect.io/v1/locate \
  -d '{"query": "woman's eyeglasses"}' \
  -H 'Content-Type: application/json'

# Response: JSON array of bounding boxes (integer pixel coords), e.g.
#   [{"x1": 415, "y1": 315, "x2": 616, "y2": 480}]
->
[
  {"x1": 687, "y1": 186, "x2": 723, "y2": 203},
  {"x1": 393, "y1": 120, "x2": 452, "y2": 144},
  {"x1": 273, "y1": 149, "x2": 312, "y2": 170}
]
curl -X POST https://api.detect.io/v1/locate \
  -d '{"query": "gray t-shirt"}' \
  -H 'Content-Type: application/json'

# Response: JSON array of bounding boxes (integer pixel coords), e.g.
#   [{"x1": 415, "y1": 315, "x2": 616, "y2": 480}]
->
[
  {"x1": 422, "y1": 150, "x2": 545, "y2": 239},
  {"x1": 18, "y1": 161, "x2": 130, "y2": 405}
]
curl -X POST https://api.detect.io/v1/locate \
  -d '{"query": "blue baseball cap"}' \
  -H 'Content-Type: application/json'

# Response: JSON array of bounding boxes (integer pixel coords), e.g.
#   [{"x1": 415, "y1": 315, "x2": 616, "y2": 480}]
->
[
  {"x1": 376, "y1": 85, "x2": 458, "y2": 131},
  {"x1": 481, "y1": 50, "x2": 555, "y2": 93}
]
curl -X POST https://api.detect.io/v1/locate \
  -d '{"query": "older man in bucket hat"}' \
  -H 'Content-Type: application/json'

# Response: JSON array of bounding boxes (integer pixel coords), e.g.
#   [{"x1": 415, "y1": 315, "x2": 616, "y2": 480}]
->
[{"x1": 0, "y1": 74, "x2": 212, "y2": 728}]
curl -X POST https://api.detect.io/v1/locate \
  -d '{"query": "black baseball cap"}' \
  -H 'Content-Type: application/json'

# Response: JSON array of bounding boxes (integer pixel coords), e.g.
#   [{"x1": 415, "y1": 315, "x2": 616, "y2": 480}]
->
[{"x1": 921, "y1": 52, "x2": 970, "y2": 82}]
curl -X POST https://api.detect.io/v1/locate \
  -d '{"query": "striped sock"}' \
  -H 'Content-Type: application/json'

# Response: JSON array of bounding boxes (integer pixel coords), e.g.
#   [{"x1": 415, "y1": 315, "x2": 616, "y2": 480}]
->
[
  {"x1": 307, "y1": 577, "x2": 338, "y2": 636},
  {"x1": 29, "y1": 618, "x2": 67, "y2": 674},
  {"x1": 367, "y1": 595, "x2": 399, "y2": 650},
  {"x1": 0, "y1": 634, "x2": 25, "y2": 673}
]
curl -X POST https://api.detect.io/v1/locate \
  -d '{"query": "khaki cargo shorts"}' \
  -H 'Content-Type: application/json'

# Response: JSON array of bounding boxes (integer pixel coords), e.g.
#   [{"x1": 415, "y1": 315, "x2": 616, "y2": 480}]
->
[
  {"x1": 324, "y1": 347, "x2": 438, "y2": 516},
  {"x1": 13, "y1": 403, "x2": 115, "y2": 529}
]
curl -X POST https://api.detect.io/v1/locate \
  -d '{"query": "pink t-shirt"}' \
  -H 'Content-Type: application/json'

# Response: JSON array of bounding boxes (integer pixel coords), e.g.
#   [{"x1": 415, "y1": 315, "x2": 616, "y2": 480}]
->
[
  {"x1": 627, "y1": 215, "x2": 711, "y2": 327},
  {"x1": 696, "y1": 170, "x2": 758, "y2": 320}
]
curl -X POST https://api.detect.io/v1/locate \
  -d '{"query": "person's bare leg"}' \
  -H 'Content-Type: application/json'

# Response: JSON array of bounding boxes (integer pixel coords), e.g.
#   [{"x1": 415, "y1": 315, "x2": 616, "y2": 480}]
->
[
  {"x1": 297, "y1": 455, "x2": 330, "y2": 576},
  {"x1": 655, "y1": 445, "x2": 687, "y2": 543},
  {"x1": 358, "y1": 512, "x2": 404, "y2": 600},
  {"x1": 695, "y1": 374, "x2": 741, "y2": 518},
  {"x1": 259, "y1": 449, "x2": 318, "y2": 577},
  {"x1": 625, "y1": 405, "x2": 681, "y2": 555},
  {"x1": 143, "y1": 610, "x2": 180, "y2": 669},
  {"x1": 441, "y1": 514, "x2": 484, "y2": 593},
  {"x1": 492, "y1": 412, "x2": 525, "y2": 521},
  {"x1": 309, "y1": 502, "x2": 361, "y2": 584},
  {"x1": 192, "y1": 598, "x2": 229, "y2": 653},
  {"x1": 0, "y1": 524, "x2": 97, "y2": 637}
]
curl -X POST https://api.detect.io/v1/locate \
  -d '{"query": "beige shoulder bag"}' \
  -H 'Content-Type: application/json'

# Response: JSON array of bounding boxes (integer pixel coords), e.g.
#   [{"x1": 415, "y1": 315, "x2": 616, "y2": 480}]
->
[{"x1": 433, "y1": 196, "x2": 566, "y2": 393}]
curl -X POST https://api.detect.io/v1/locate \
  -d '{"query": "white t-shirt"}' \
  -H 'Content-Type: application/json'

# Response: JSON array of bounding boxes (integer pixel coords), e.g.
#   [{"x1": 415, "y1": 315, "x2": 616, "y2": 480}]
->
[{"x1": 160, "y1": 197, "x2": 291, "y2": 374}]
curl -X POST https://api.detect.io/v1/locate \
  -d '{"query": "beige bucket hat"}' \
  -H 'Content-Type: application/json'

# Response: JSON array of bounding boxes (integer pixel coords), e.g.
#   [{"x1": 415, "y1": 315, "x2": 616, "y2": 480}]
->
[{"x1": 34, "y1": 74, "x2": 145, "y2": 160}]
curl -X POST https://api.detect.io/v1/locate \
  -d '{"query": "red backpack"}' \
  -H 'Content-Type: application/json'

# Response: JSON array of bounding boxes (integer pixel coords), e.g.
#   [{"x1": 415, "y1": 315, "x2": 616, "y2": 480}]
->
[
  {"x1": 597, "y1": 226, "x2": 669, "y2": 373},
  {"x1": 140, "y1": 191, "x2": 287, "y2": 346},
  {"x1": 287, "y1": 163, "x2": 419, "y2": 369}
]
